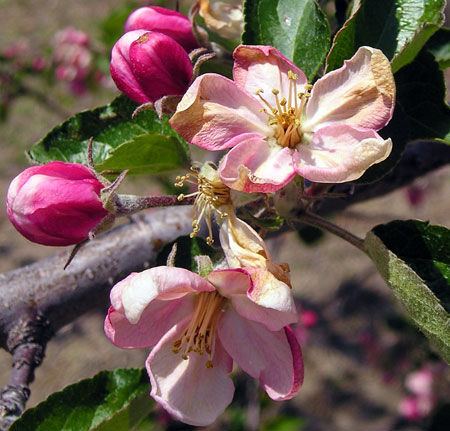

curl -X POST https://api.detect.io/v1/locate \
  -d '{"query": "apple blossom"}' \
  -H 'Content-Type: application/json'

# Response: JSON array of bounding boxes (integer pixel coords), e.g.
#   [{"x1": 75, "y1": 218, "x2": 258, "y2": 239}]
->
[
  {"x1": 6, "y1": 162, "x2": 109, "y2": 246},
  {"x1": 198, "y1": 0, "x2": 244, "y2": 39},
  {"x1": 110, "y1": 30, "x2": 193, "y2": 104},
  {"x1": 105, "y1": 265, "x2": 302, "y2": 426},
  {"x1": 124, "y1": 6, "x2": 199, "y2": 53},
  {"x1": 170, "y1": 45, "x2": 395, "y2": 193}
]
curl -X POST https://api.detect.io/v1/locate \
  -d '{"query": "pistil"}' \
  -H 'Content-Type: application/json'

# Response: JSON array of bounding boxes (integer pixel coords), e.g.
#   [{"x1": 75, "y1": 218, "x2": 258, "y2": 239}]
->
[{"x1": 172, "y1": 291, "x2": 226, "y2": 368}]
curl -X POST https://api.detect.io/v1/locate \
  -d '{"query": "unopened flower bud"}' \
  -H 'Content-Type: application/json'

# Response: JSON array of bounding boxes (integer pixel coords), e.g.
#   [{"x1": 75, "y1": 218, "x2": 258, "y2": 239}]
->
[
  {"x1": 124, "y1": 6, "x2": 199, "y2": 53},
  {"x1": 6, "y1": 162, "x2": 109, "y2": 246},
  {"x1": 110, "y1": 30, "x2": 193, "y2": 104}
]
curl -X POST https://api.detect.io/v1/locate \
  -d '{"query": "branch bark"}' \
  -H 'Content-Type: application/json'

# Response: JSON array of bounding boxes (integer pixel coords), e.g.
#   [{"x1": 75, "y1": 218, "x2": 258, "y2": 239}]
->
[{"x1": 0, "y1": 207, "x2": 193, "y2": 428}]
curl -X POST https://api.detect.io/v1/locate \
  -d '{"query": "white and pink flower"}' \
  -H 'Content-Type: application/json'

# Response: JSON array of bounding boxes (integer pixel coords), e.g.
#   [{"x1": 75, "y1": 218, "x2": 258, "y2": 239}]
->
[
  {"x1": 170, "y1": 45, "x2": 395, "y2": 193},
  {"x1": 105, "y1": 265, "x2": 302, "y2": 426}
]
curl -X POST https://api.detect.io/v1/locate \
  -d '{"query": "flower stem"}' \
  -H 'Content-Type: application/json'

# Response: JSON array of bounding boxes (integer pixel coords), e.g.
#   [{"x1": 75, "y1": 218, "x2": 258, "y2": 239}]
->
[
  {"x1": 114, "y1": 194, "x2": 195, "y2": 216},
  {"x1": 295, "y1": 211, "x2": 365, "y2": 253}
]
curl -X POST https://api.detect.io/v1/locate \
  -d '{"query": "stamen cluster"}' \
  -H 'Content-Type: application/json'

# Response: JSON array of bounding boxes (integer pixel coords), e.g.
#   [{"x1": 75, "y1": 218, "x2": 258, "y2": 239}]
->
[
  {"x1": 175, "y1": 166, "x2": 230, "y2": 245},
  {"x1": 255, "y1": 70, "x2": 312, "y2": 149}
]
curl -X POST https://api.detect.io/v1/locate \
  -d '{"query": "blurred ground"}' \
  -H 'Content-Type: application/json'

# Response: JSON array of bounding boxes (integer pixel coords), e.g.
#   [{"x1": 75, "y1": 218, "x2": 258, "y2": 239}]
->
[{"x1": 0, "y1": 1, "x2": 449, "y2": 431}]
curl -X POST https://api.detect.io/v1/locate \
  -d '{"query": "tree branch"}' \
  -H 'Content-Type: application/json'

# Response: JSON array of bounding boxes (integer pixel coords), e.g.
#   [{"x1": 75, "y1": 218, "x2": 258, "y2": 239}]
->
[{"x1": 0, "y1": 141, "x2": 449, "y2": 425}]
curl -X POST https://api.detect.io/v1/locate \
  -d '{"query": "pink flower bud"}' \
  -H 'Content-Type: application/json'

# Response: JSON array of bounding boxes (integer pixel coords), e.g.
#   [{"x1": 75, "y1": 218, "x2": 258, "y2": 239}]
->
[
  {"x1": 110, "y1": 30, "x2": 193, "y2": 104},
  {"x1": 6, "y1": 162, "x2": 109, "y2": 246},
  {"x1": 124, "y1": 6, "x2": 198, "y2": 52}
]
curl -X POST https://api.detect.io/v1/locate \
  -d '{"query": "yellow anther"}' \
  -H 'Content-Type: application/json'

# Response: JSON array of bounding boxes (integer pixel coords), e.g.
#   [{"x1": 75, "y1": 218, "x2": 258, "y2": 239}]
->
[
  {"x1": 272, "y1": 89, "x2": 280, "y2": 95},
  {"x1": 280, "y1": 98, "x2": 287, "y2": 106},
  {"x1": 287, "y1": 70, "x2": 298, "y2": 80},
  {"x1": 255, "y1": 88, "x2": 264, "y2": 95},
  {"x1": 206, "y1": 360, "x2": 213, "y2": 369}
]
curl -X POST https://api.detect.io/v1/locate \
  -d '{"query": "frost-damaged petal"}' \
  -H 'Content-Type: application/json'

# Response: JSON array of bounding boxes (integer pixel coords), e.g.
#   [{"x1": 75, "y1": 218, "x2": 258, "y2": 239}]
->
[
  {"x1": 117, "y1": 266, "x2": 214, "y2": 324},
  {"x1": 219, "y1": 137, "x2": 296, "y2": 192},
  {"x1": 170, "y1": 74, "x2": 272, "y2": 151},
  {"x1": 104, "y1": 296, "x2": 194, "y2": 349},
  {"x1": 210, "y1": 267, "x2": 297, "y2": 331},
  {"x1": 147, "y1": 317, "x2": 234, "y2": 426},
  {"x1": 233, "y1": 45, "x2": 307, "y2": 108},
  {"x1": 218, "y1": 308, "x2": 303, "y2": 400},
  {"x1": 293, "y1": 124, "x2": 392, "y2": 183},
  {"x1": 305, "y1": 46, "x2": 395, "y2": 131},
  {"x1": 219, "y1": 211, "x2": 270, "y2": 268}
]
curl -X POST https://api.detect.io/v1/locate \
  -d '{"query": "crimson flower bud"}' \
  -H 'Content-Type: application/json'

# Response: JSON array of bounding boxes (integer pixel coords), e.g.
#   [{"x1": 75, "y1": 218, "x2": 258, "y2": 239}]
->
[
  {"x1": 124, "y1": 6, "x2": 199, "y2": 53},
  {"x1": 110, "y1": 30, "x2": 193, "y2": 104},
  {"x1": 6, "y1": 162, "x2": 109, "y2": 246}
]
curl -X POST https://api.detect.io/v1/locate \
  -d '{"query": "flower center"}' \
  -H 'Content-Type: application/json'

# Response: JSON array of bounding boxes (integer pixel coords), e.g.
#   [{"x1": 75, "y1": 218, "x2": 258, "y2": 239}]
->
[
  {"x1": 255, "y1": 70, "x2": 312, "y2": 149},
  {"x1": 172, "y1": 291, "x2": 226, "y2": 368},
  {"x1": 175, "y1": 166, "x2": 230, "y2": 245}
]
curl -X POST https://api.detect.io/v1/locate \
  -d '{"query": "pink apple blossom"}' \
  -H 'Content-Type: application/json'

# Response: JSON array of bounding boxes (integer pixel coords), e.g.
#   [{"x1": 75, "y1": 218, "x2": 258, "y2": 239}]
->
[
  {"x1": 124, "y1": 6, "x2": 199, "y2": 53},
  {"x1": 6, "y1": 162, "x2": 108, "y2": 246},
  {"x1": 105, "y1": 265, "x2": 302, "y2": 426},
  {"x1": 170, "y1": 45, "x2": 395, "y2": 193},
  {"x1": 110, "y1": 30, "x2": 193, "y2": 105}
]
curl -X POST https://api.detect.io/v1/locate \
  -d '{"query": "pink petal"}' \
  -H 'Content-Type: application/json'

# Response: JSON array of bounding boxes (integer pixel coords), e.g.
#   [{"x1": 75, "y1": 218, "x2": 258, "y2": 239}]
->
[
  {"x1": 218, "y1": 308, "x2": 303, "y2": 400},
  {"x1": 305, "y1": 46, "x2": 395, "y2": 131},
  {"x1": 208, "y1": 268, "x2": 253, "y2": 297},
  {"x1": 147, "y1": 317, "x2": 234, "y2": 426},
  {"x1": 104, "y1": 296, "x2": 194, "y2": 349},
  {"x1": 233, "y1": 45, "x2": 308, "y2": 109},
  {"x1": 170, "y1": 74, "x2": 272, "y2": 151},
  {"x1": 112, "y1": 266, "x2": 214, "y2": 324},
  {"x1": 218, "y1": 212, "x2": 270, "y2": 268},
  {"x1": 219, "y1": 137, "x2": 296, "y2": 192},
  {"x1": 110, "y1": 30, "x2": 150, "y2": 104},
  {"x1": 293, "y1": 124, "x2": 392, "y2": 183}
]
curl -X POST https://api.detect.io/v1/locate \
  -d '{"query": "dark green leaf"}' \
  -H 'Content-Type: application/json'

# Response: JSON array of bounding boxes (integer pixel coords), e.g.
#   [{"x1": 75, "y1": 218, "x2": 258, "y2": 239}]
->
[
  {"x1": 426, "y1": 27, "x2": 450, "y2": 69},
  {"x1": 242, "y1": 209, "x2": 284, "y2": 231},
  {"x1": 297, "y1": 225, "x2": 324, "y2": 245},
  {"x1": 243, "y1": 0, "x2": 330, "y2": 80},
  {"x1": 10, "y1": 368, "x2": 153, "y2": 431},
  {"x1": 326, "y1": 0, "x2": 445, "y2": 73},
  {"x1": 156, "y1": 235, "x2": 222, "y2": 273},
  {"x1": 100, "y1": 2, "x2": 141, "y2": 50},
  {"x1": 365, "y1": 220, "x2": 450, "y2": 363},
  {"x1": 95, "y1": 134, "x2": 189, "y2": 175},
  {"x1": 356, "y1": 49, "x2": 450, "y2": 183},
  {"x1": 27, "y1": 95, "x2": 190, "y2": 174}
]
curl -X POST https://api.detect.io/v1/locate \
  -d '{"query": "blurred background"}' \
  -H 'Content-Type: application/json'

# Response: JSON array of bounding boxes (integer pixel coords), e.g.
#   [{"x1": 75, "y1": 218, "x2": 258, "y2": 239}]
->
[{"x1": 1, "y1": 1, "x2": 449, "y2": 430}]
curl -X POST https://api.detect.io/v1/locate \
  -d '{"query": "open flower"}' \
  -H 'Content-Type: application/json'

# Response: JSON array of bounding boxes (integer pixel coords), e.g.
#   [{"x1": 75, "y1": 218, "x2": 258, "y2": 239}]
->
[
  {"x1": 105, "y1": 266, "x2": 302, "y2": 426},
  {"x1": 198, "y1": 0, "x2": 244, "y2": 39},
  {"x1": 170, "y1": 45, "x2": 395, "y2": 193}
]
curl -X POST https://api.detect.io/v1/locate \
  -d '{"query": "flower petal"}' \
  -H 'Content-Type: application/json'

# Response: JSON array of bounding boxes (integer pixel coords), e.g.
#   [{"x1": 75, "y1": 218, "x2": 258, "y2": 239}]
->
[
  {"x1": 219, "y1": 211, "x2": 270, "y2": 268},
  {"x1": 218, "y1": 309, "x2": 303, "y2": 400},
  {"x1": 304, "y1": 46, "x2": 395, "y2": 131},
  {"x1": 147, "y1": 317, "x2": 234, "y2": 426},
  {"x1": 170, "y1": 74, "x2": 272, "y2": 151},
  {"x1": 219, "y1": 137, "x2": 296, "y2": 192},
  {"x1": 233, "y1": 45, "x2": 308, "y2": 109},
  {"x1": 104, "y1": 296, "x2": 194, "y2": 349},
  {"x1": 113, "y1": 266, "x2": 214, "y2": 324},
  {"x1": 293, "y1": 124, "x2": 392, "y2": 183}
]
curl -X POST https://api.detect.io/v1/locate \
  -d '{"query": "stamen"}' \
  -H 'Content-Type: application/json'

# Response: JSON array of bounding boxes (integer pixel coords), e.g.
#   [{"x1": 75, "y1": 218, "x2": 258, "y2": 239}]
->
[
  {"x1": 172, "y1": 291, "x2": 226, "y2": 368},
  {"x1": 175, "y1": 166, "x2": 230, "y2": 244}
]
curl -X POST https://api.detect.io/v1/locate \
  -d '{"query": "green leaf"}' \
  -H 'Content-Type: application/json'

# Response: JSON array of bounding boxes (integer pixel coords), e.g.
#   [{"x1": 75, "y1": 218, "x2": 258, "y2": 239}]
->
[
  {"x1": 95, "y1": 134, "x2": 189, "y2": 175},
  {"x1": 356, "y1": 49, "x2": 450, "y2": 183},
  {"x1": 243, "y1": 0, "x2": 330, "y2": 80},
  {"x1": 27, "y1": 95, "x2": 190, "y2": 174},
  {"x1": 365, "y1": 220, "x2": 450, "y2": 363},
  {"x1": 10, "y1": 368, "x2": 153, "y2": 431},
  {"x1": 100, "y1": 2, "x2": 142, "y2": 50},
  {"x1": 426, "y1": 27, "x2": 450, "y2": 69},
  {"x1": 156, "y1": 235, "x2": 222, "y2": 273},
  {"x1": 326, "y1": 0, "x2": 445, "y2": 73}
]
